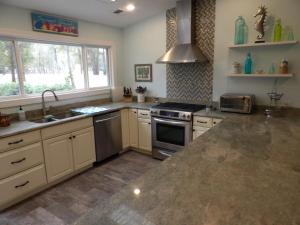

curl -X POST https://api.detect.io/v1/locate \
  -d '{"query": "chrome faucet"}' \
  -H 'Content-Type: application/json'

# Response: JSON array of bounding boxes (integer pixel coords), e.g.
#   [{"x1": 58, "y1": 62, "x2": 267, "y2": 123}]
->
[{"x1": 42, "y1": 90, "x2": 59, "y2": 117}]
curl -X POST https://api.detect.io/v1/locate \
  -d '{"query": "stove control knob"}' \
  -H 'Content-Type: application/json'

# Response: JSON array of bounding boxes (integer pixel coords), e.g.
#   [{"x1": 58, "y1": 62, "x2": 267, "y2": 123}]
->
[
  {"x1": 186, "y1": 115, "x2": 191, "y2": 119},
  {"x1": 182, "y1": 114, "x2": 186, "y2": 119}
]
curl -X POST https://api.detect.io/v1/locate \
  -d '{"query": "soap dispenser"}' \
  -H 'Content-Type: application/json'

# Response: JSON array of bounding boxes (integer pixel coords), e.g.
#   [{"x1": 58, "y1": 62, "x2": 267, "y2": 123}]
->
[{"x1": 18, "y1": 106, "x2": 26, "y2": 121}]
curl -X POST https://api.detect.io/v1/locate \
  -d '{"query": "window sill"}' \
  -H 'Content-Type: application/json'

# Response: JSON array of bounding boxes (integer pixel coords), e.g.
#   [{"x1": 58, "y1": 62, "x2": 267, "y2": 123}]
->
[{"x1": 0, "y1": 88, "x2": 111, "y2": 109}]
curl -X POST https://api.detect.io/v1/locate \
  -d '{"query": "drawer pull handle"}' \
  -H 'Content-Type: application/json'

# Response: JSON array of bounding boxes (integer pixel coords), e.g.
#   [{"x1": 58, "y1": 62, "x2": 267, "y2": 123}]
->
[
  {"x1": 8, "y1": 139, "x2": 24, "y2": 145},
  {"x1": 11, "y1": 157, "x2": 26, "y2": 165},
  {"x1": 141, "y1": 113, "x2": 148, "y2": 116},
  {"x1": 15, "y1": 181, "x2": 30, "y2": 189},
  {"x1": 197, "y1": 121, "x2": 207, "y2": 124}
]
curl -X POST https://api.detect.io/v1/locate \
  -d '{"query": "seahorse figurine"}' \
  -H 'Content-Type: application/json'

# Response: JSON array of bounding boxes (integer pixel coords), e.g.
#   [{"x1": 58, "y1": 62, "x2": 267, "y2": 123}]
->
[{"x1": 254, "y1": 5, "x2": 267, "y2": 43}]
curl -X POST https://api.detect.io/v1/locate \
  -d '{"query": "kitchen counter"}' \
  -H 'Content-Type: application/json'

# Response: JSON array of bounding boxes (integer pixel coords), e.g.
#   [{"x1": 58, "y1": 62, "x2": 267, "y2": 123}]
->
[
  {"x1": 75, "y1": 109, "x2": 300, "y2": 225},
  {"x1": 0, "y1": 102, "x2": 156, "y2": 139}
]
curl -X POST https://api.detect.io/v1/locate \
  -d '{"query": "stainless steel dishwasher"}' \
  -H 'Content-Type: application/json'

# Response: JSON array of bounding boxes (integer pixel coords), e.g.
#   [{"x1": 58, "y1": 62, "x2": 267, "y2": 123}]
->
[{"x1": 93, "y1": 111, "x2": 122, "y2": 162}]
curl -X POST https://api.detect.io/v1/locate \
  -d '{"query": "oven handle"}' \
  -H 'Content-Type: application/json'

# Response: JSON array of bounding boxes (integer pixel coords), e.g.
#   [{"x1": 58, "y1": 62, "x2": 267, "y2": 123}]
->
[
  {"x1": 153, "y1": 117, "x2": 189, "y2": 125},
  {"x1": 159, "y1": 150, "x2": 172, "y2": 157}
]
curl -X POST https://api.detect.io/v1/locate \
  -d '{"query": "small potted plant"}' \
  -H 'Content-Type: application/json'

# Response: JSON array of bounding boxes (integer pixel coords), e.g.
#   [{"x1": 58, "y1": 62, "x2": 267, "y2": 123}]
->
[{"x1": 135, "y1": 86, "x2": 147, "y2": 103}]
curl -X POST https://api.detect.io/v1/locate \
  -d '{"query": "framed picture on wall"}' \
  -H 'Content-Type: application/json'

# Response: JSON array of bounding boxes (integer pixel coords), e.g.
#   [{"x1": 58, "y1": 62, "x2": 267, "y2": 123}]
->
[{"x1": 135, "y1": 64, "x2": 152, "y2": 82}]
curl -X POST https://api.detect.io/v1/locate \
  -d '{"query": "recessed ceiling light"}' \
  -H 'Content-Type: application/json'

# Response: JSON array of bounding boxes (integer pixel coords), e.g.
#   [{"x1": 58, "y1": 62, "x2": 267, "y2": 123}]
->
[{"x1": 126, "y1": 4, "x2": 135, "y2": 11}]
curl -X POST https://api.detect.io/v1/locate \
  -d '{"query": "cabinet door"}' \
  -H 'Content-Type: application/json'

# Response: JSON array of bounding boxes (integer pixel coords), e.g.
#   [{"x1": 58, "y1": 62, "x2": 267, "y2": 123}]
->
[
  {"x1": 72, "y1": 127, "x2": 96, "y2": 170},
  {"x1": 43, "y1": 134, "x2": 74, "y2": 183},
  {"x1": 121, "y1": 109, "x2": 130, "y2": 149},
  {"x1": 193, "y1": 127, "x2": 210, "y2": 140},
  {"x1": 129, "y1": 109, "x2": 138, "y2": 148},
  {"x1": 138, "y1": 118, "x2": 152, "y2": 152}
]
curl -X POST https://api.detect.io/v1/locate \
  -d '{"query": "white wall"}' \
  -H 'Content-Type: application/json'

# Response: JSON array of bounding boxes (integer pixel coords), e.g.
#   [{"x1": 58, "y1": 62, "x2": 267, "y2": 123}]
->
[
  {"x1": 0, "y1": 4, "x2": 123, "y2": 112},
  {"x1": 213, "y1": 0, "x2": 300, "y2": 107},
  {"x1": 122, "y1": 12, "x2": 167, "y2": 98}
]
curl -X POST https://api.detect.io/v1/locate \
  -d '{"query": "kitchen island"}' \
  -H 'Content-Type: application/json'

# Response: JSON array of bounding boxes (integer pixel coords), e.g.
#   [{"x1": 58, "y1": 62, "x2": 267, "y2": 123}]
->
[{"x1": 75, "y1": 109, "x2": 300, "y2": 225}]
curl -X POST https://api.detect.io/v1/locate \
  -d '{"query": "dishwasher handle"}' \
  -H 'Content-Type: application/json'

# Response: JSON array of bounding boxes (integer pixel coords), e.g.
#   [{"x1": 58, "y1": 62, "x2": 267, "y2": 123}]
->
[{"x1": 95, "y1": 115, "x2": 120, "y2": 123}]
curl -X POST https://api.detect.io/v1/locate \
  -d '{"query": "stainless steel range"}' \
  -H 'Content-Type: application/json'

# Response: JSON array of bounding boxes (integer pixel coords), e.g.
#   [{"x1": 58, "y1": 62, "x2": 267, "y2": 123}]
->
[{"x1": 151, "y1": 102, "x2": 206, "y2": 160}]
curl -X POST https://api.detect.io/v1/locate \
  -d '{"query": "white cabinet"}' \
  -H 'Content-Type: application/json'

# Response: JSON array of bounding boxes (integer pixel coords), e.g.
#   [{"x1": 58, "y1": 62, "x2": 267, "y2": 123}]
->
[
  {"x1": 121, "y1": 109, "x2": 130, "y2": 149},
  {"x1": 72, "y1": 127, "x2": 96, "y2": 170},
  {"x1": 0, "y1": 142, "x2": 44, "y2": 180},
  {"x1": 193, "y1": 126, "x2": 210, "y2": 140},
  {"x1": 193, "y1": 116, "x2": 223, "y2": 140},
  {"x1": 0, "y1": 165, "x2": 47, "y2": 207},
  {"x1": 43, "y1": 134, "x2": 74, "y2": 183},
  {"x1": 129, "y1": 109, "x2": 139, "y2": 148},
  {"x1": 138, "y1": 118, "x2": 152, "y2": 152},
  {"x1": 42, "y1": 119, "x2": 96, "y2": 183}
]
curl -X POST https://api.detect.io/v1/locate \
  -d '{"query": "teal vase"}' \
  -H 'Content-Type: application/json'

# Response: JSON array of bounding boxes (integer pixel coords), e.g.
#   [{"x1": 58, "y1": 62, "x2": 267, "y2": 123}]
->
[
  {"x1": 235, "y1": 16, "x2": 246, "y2": 45},
  {"x1": 244, "y1": 53, "x2": 253, "y2": 74}
]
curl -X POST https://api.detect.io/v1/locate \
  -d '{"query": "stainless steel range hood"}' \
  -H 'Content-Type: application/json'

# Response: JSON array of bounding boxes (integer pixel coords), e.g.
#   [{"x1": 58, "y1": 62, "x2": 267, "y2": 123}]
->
[{"x1": 157, "y1": 0, "x2": 208, "y2": 64}]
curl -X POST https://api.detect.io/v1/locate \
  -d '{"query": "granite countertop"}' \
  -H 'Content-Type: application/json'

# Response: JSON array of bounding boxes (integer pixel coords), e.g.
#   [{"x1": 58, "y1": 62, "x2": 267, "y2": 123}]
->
[
  {"x1": 0, "y1": 102, "x2": 156, "y2": 139},
  {"x1": 75, "y1": 109, "x2": 300, "y2": 225}
]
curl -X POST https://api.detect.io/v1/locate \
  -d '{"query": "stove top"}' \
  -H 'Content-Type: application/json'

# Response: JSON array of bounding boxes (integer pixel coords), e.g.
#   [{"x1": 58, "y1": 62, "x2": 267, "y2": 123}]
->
[{"x1": 152, "y1": 102, "x2": 206, "y2": 113}]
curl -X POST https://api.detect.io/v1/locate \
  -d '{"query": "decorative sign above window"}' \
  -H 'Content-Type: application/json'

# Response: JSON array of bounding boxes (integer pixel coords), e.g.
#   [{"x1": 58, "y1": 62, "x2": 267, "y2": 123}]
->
[{"x1": 31, "y1": 12, "x2": 79, "y2": 37}]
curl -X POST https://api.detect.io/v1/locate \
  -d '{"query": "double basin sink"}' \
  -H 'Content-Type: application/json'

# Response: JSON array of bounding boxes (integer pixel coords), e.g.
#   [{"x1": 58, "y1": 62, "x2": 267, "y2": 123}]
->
[
  {"x1": 30, "y1": 106, "x2": 110, "y2": 124},
  {"x1": 30, "y1": 112, "x2": 80, "y2": 124}
]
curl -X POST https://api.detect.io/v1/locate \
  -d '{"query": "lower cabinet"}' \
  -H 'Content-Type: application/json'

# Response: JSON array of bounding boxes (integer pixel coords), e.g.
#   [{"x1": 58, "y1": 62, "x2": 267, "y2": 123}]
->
[
  {"x1": 43, "y1": 134, "x2": 74, "y2": 183},
  {"x1": 42, "y1": 118, "x2": 96, "y2": 184},
  {"x1": 0, "y1": 165, "x2": 47, "y2": 207},
  {"x1": 138, "y1": 118, "x2": 152, "y2": 152},
  {"x1": 129, "y1": 109, "x2": 139, "y2": 148},
  {"x1": 121, "y1": 109, "x2": 130, "y2": 149},
  {"x1": 72, "y1": 127, "x2": 96, "y2": 170}
]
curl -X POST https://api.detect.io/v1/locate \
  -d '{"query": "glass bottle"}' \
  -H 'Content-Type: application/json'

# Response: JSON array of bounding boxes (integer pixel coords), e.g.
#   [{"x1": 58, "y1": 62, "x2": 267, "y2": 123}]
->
[
  {"x1": 234, "y1": 16, "x2": 246, "y2": 45},
  {"x1": 273, "y1": 19, "x2": 282, "y2": 42},
  {"x1": 244, "y1": 53, "x2": 253, "y2": 74}
]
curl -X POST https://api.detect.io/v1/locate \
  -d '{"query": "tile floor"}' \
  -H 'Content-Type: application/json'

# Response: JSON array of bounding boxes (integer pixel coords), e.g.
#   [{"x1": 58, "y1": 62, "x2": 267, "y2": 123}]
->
[{"x1": 0, "y1": 151, "x2": 160, "y2": 225}]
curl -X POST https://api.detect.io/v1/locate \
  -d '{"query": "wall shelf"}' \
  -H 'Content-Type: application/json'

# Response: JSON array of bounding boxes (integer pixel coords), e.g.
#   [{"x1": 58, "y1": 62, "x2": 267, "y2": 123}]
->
[
  {"x1": 228, "y1": 73, "x2": 294, "y2": 78},
  {"x1": 229, "y1": 40, "x2": 298, "y2": 49}
]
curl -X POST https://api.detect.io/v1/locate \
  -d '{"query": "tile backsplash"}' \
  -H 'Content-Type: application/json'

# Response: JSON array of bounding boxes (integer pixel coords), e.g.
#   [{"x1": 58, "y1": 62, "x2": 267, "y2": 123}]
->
[{"x1": 166, "y1": 0, "x2": 216, "y2": 103}]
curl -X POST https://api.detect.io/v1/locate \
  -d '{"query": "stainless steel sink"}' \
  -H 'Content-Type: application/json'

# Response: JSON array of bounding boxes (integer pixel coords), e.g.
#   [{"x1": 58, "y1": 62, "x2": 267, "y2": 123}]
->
[{"x1": 30, "y1": 112, "x2": 79, "y2": 124}]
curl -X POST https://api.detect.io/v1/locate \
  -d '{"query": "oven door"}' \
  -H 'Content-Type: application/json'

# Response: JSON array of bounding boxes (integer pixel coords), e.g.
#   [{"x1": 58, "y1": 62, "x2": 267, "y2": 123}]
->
[{"x1": 152, "y1": 117, "x2": 192, "y2": 152}]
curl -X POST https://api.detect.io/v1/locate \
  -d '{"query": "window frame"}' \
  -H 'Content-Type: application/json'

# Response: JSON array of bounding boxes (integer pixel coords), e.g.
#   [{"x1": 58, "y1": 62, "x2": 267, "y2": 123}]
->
[{"x1": 0, "y1": 35, "x2": 114, "y2": 108}]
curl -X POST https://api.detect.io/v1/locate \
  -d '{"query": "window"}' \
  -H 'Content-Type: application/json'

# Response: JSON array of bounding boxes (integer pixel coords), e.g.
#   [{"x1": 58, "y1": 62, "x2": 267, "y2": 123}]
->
[
  {"x1": 0, "y1": 38, "x2": 111, "y2": 101},
  {"x1": 86, "y1": 47, "x2": 109, "y2": 88},
  {"x1": 19, "y1": 42, "x2": 85, "y2": 95},
  {"x1": 0, "y1": 40, "x2": 19, "y2": 96}
]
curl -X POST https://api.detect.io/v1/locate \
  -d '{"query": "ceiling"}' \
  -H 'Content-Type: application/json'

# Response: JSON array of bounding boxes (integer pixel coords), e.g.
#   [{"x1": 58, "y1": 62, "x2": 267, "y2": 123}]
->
[{"x1": 0, "y1": 0, "x2": 177, "y2": 28}]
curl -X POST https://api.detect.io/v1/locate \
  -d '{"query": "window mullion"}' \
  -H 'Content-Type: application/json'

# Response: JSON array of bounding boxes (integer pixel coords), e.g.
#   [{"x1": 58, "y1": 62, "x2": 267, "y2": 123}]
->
[
  {"x1": 82, "y1": 46, "x2": 89, "y2": 90},
  {"x1": 13, "y1": 40, "x2": 26, "y2": 97}
]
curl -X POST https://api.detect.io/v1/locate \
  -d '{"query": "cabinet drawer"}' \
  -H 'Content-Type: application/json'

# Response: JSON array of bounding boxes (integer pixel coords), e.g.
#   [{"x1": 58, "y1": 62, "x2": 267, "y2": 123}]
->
[
  {"x1": 193, "y1": 116, "x2": 213, "y2": 128},
  {"x1": 41, "y1": 118, "x2": 93, "y2": 139},
  {"x1": 0, "y1": 131, "x2": 41, "y2": 153},
  {"x1": 0, "y1": 142, "x2": 44, "y2": 180},
  {"x1": 0, "y1": 165, "x2": 47, "y2": 206},
  {"x1": 138, "y1": 109, "x2": 150, "y2": 119}
]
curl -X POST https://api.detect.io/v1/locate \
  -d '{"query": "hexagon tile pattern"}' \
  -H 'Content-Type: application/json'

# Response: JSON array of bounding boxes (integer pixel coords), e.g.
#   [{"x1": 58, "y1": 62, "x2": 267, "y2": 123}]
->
[{"x1": 166, "y1": 0, "x2": 216, "y2": 103}]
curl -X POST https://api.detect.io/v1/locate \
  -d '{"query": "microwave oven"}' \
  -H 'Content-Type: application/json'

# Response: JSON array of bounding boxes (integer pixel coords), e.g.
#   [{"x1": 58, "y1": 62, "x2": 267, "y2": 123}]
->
[{"x1": 220, "y1": 94, "x2": 255, "y2": 114}]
